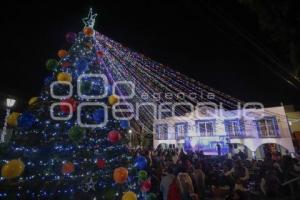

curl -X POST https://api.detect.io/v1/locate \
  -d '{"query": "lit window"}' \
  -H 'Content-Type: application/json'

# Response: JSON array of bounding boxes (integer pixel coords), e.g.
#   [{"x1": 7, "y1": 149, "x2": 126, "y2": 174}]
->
[
  {"x1": 156, "y1": 124, "x2": 168, "y2": 140},
  {"x1": 196, "y1": 120, "x2": 215, "y2": 136},
  {"x1": 256, "y1": 117, "x2": 279, "y2": 137},
  {"x1": 225, "y1": 119, "x2": 244, "y2": 137},
  {"x1": 175, "y1": 123, "x2": 188, "y2": 139}
]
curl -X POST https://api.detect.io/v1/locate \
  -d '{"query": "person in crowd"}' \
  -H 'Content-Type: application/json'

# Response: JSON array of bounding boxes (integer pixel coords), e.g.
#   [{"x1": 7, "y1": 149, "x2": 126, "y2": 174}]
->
[
  {"x1": 211, "y1": 175, "x2": 231, "y2": 200},
  {"x1": 260, "y1": 169, "x2": 281, "y2": 198},
  {"x1": 160, "y1": 165, "x2": 176, "y2": 200},
  {"x1": 177, "y1": 172, "x2": 197, "y2": 200},
  {"x1": 216, "y1": 143, "x2": 221, "y2": 156},
  {"x1": 191, "y1": 161, "x2": 205, "y2": 199},
  {"x1": 132, "y1": 146, "x2": 299, "y2": 199}
]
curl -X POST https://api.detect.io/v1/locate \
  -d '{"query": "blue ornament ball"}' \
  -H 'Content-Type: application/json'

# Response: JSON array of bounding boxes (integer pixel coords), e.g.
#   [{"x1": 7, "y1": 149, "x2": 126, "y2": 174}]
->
[
  {"x1": 75, "y1": 59, "x2": 88, "y2": 73},
  {"x1": 120, "y1": 120, "x2": 129, "y2": 129},
  {"x1": 134, "y1": 156, "x2": 147, "y2": 170},
  {"x1": 92, "y1": 108, "x2": 105, "y2": 124},
  {"x1": 17, "y1": 112, "x2": 36, "y2": 129}
]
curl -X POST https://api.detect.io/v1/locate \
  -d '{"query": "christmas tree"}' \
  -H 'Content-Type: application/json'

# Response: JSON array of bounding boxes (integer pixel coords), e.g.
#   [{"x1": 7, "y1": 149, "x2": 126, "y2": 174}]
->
[{"x1": 0, "y1": 9, "x2": 152, "y2": 200}]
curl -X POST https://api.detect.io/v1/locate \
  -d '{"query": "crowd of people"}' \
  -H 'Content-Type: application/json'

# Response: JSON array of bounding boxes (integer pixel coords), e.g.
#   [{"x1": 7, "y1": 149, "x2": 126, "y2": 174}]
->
[{"x1": 133, "y1": 148, "x2": 300, "y2": 200}]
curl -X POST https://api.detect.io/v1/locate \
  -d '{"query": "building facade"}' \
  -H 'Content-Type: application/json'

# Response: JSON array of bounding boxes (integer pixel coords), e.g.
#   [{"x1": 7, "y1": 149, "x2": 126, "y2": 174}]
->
[{"x1": 153, "y1": 106, "x2": 295, "y2": 159}]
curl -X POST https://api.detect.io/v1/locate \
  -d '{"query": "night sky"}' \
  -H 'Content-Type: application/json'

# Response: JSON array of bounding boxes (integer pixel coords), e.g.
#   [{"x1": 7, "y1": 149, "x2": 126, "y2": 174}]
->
[{"x1": 0, "y1": 0, "x2": 299, "y2": 110}]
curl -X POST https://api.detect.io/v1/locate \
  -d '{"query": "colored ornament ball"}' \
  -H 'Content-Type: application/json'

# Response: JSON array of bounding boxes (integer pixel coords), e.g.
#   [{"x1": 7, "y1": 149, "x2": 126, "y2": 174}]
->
[
  {"x1": 92, "y1": 108, "x2": 105, "y2": 124},
  {"x1": 134, "y1": 156, "x2": 147, "y2": 170},
  {"x1": 17, "y1": 112, "x2": 36, "y2": 129},
  {"x1": 68, "y1": 126, "x2": 85, "y2": 143},
  {"x1": 61, "y1": 162, "x2": 75, "y2": 174},
  {"x1": 120, "y1": 120, "x2": 130, "y2": 129},
  {"x1": 80, "y1": 81, "x2": 92, "y2": 94},
  {"x1": 57, "y1": 49, "x2": 68, "y2": 58},
  {"x1": 138, "y1": 170, "x2": 148, "y2": 181},
  {"x1": 96, "y1": 159, "x2": 106, "y2": 169},
  {"x1": 60, "y1": 98, "x2": 78, "y2": 114},
  {"x1": 122, "y1": 191, "x2": 137, "y2": 200},
  {"x1": 1, "y1": 159, "x2": 25, "y2": 179},
  {"x1": 61, "y1": 61, "x2": 72, "y2": 68},
  {"x1": 108, "y1": 130, "x2": 121, "y2": 143},
  {"x1": 108, "y1": 95, "x2": 119, "y2": 106},
  {"x1": 83, "y1": 27, "x2": 94, "y2": 37},
  {"x1": 140, "y1": 179, "x2": 151, "y2": 192},
  {"x1": 75, "y1": 58, "x2": 88, "y2": 73},
  {"x1": 65, "y1": 32, "x2": 76, "y2": 44},
  {"x1": 57, "y1": 72, "x2": 72, "y2": 82},
  {"x1": 113, "y1": 167, "x2": 128, "y2": 184},
  {"x1": 97, "y1": 51, "x2": 104, "y2": 57},
  {"x1": 28, "y1": 96, "x2": 38, "y2": 106},
  {"x1": 7, "y1": 112, "x2": 20, "y2": 127},
  {"x1": 46, "y1": 59, "x2": 58, "y2": 71}
]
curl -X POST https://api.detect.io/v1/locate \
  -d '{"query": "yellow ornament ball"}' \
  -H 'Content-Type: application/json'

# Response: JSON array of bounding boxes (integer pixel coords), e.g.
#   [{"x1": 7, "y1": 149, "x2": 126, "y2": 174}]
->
[
  {"x1": 57, "y1": 72, "x2": 72, "y2": 82},
  {"x1": 7, "y1": 112, "x2": 20, "y2": 127},
  {"x1": 58, "y1": 49, "x2": 68, "y2": 58},
  {"x1": 122, "y1": 191, "x2": 137, "y2": 200},
  {"x1": 83, "y1": 27, "x2": 94, "y2": 37},
  {"x1": 28, "y1": 97, "x2": 38, "y2": 106},
  {"x1": 1, "y1": 159, "x2": 25, "y2": 179},
  {"x1": 108, "y1": 95, "x2": 119, "y2": 106}
]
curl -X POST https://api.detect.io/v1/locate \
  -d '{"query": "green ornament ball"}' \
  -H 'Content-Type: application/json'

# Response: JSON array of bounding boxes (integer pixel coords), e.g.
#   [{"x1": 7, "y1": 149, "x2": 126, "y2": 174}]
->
[
  {"x1": 138, "y1": 170, "x2": 148, "y2": 181},
  {"x1": 68, "y1": 126, "x2": 85, "y2": 143},
  {"x1": 46, "y1": 59, "x2": 59, "y2": 71},
  {"x1": 80, "y1": 81, "x2": 92, "y2": 94}
]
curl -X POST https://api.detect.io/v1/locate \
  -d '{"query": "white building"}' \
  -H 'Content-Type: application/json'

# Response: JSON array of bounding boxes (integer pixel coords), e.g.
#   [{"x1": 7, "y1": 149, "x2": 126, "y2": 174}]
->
[{"x1": 153, "y1": 106, "x2": 295, "y2": 159}]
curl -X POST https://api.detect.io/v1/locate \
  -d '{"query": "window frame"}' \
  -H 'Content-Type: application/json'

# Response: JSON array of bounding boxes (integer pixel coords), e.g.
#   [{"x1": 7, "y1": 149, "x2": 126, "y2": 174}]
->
[
  {"x1": 175, "y1": 122, "x2": 188, "y2": 140},
  {"x1": 155, "y1": 124, "x2": 168, "y2": 140},
  {"x1": 256, "y1": 116, "x2": 279, "y2": 138},
  {"x1": 224, "y1": 119, "x2": 245, "y2": 137},
  {"x1": 195, "y1": 120, "x2": 216, "y2": 137}
]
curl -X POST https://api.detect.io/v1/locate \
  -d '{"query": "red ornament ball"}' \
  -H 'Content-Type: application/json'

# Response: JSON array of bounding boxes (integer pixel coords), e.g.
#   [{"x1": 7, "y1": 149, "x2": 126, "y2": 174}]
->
[
  {"x1": 61, "y1": 162, "x2": 75, "y2": 174},
  {"x1": 97, "y1": 51, "x2": 105, "y2": 57},
  {"x1": 61, "y1": 61, "x2": 72, "y2": 68},
  {"x1": 97, "y1": 159, "x2": 106, "y2": 169},
  {"x1": 140, "y1": 179, "x2": 152, "y2": 192},
  {"x1": 60, "y1": 98, "x2": 78, "y2": 114},
  {"x1": 108, "y1": 130, "x2": 121, "y2": 143}
]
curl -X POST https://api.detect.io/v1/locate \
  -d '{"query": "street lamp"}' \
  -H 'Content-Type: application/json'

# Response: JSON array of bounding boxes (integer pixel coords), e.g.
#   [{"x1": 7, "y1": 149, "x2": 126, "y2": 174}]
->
[{"x1": 1, "y1": 97, "x2": 16, "y2": 143}]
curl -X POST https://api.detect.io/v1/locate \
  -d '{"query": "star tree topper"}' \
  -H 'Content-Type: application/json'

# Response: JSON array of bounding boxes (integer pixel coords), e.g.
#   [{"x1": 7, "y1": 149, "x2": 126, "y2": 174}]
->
[{"x1": 82, "y1": 8, "x2": 98, "y2": 28}]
